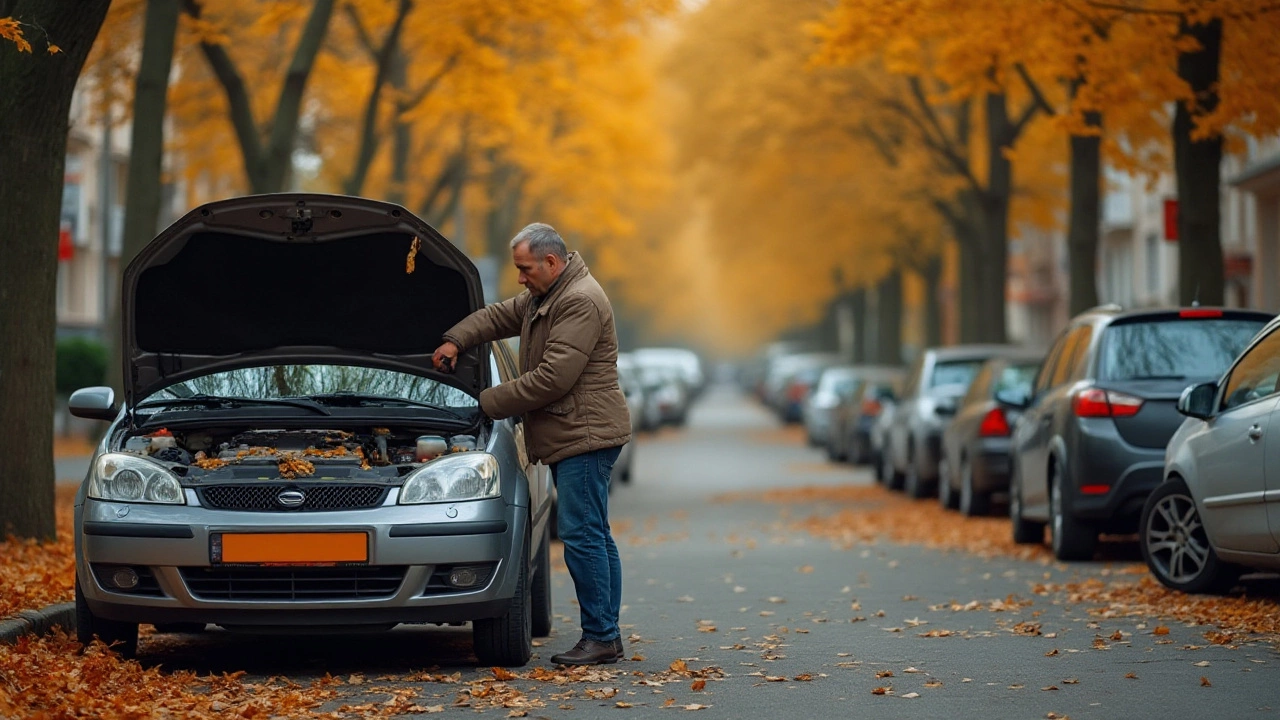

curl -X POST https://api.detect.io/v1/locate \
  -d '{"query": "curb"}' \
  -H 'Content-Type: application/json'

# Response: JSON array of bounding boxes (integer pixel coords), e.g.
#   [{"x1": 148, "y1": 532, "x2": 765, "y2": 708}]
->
[{"x1": 0, "y1": 603, "x2": 76, "y2": 645}]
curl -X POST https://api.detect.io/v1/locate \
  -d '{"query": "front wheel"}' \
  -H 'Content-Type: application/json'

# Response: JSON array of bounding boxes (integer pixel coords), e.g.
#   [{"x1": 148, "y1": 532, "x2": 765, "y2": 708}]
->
[
  {"x1": 1140, "y1": 478, "x2": 1239, "y2": 594},
  {"x1": 473, "y1": 533, "x2": 534, "y2": 666},
  {"x1": 76, "y1": 577, "x2": 138, "y2": 658}
]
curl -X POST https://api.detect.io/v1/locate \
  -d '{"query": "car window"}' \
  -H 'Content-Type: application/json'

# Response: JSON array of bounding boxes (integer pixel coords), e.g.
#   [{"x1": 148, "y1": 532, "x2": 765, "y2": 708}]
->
[
  {"x1": 1099, "y1": 318, "x2": 1266, "y2": 381},
  {"x1": 1064, "y1": 326, "x2": 1094, "y2": 382},
  {"x1": 152, "y1": 364, "x2": 478, "y2": 407},
  {"x1": 930, "y1": 359, "x2": 985, "y2": 391},
  {"x1": 1035, "y1": 332, "x2": 1069, "y2": 395},
  {"x1": 1221, "y1": 329, "x2": 1280, "y2": 411},
  {"x1": 995, "y1": 361, "x2": 1039, "y2": 398}
]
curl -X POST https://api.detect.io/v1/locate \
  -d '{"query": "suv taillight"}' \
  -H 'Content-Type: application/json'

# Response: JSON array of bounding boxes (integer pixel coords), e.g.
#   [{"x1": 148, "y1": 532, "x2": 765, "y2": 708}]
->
[
  {"x1": 860, "y1": 398, "x2": 882, "y2": 417},
  {"x1": 1073, "y1": 388, "x2": 1143, "y2": 418},
  {"x1": 978, "y1": 407, "x2": 1011, "y2": 436}
]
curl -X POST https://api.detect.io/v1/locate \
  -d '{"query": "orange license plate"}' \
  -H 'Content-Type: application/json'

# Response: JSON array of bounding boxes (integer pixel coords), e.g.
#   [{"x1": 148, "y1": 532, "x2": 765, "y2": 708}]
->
[{"x1": 214, "y1": 532, "x2": 368, "y2": 564}]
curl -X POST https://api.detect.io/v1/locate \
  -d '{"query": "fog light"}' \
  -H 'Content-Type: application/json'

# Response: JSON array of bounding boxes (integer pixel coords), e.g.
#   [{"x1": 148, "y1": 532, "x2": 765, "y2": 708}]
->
[
  {"x1": 448, "y1": 567, "x2": 479, "y2": 588},
  {"x1": 110, "y1": 567, "x2": 140, "y2": 590}
]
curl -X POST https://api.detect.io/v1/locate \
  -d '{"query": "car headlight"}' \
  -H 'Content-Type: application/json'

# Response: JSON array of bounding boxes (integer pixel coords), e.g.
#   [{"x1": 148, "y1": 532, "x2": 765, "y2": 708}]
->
[
  {"x1": 88, "y1": 453, "x2": 185, "y2": 504},
  {"x1": 399, "y1": 453, "x2": 500, "y2": 504}
]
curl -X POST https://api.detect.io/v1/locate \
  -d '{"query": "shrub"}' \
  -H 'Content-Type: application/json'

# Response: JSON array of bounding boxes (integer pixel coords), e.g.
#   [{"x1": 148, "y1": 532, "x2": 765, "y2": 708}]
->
[{"x1": 56, "y1": 337, "x2": 108, "y2": 395}]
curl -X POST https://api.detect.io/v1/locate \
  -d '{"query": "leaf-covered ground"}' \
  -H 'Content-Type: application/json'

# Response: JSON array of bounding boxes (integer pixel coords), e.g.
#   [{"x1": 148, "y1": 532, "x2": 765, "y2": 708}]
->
[{"x1": 0, "y1": 484, "x2": 77, "y2": 617}]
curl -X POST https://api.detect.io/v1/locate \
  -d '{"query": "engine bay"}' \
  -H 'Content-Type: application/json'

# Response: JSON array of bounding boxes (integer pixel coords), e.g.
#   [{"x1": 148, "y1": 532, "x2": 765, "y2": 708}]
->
[{"x1": 121, "y1": 426, "x2": 481, "y2": 482}]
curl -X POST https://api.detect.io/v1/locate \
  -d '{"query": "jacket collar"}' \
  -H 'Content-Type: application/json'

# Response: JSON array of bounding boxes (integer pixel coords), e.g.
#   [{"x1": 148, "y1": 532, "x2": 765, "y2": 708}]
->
[{"x1": 533, "y1": 252, "x2": 586, "y2": 317}]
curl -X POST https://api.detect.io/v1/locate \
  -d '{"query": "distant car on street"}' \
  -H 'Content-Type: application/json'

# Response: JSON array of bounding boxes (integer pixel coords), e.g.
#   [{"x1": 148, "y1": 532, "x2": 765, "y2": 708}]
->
[
  {"x1": 69, "y1": 194, "x2": 554, "y2": 666},
  {"x1": 1008, "y1": 306, "x2": 1272, "y2": 561},
  {"x1": 632, "y1": 347, "x2": 706, "y2": 399},
  {"x1": 937, "y1": 351, "x2": 1042, "y2": 516},
  {"x1": 826, "y1": 366, "x2": 905, "y2": 465},
  {"x1": 1142, "y1": 314, "x2": 1280, "y2": 593},
  {"x1": 802, "y1": 364, "x2": 860, "y2": 446},
  {"x1": 882, "y1": 345, "x2": 1014, "y2": 497}
]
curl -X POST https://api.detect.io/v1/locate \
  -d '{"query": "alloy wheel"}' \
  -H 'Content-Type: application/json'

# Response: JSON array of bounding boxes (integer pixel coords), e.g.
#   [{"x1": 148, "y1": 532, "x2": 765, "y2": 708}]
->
[{"x1": 1144, "y1": 491, "x2": 1211, "y2": 584}]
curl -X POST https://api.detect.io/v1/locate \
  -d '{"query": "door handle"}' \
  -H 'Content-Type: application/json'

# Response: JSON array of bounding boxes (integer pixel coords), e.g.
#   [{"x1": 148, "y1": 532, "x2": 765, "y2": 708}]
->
[{"x1": 1248, "y1": 424, "x2": 1263, "y2": 442}]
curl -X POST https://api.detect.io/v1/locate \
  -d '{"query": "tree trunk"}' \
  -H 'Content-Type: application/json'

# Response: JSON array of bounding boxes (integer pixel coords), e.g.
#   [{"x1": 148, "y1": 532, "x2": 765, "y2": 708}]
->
[
  {"x1": 876, "y1": 268, "x2": 904, "y2": 365},
  {"x1": 0, "y1": 0, "x2": 113, "y2": 540},
  {"x1": 1174, "y1": 16, "x2": 1224, "y2": 306},
  {"x1": 1067, "y1": 113, "x2": 1102, "y2": 315},
  {"x1": 918, "y1": 253, "x2": 943, "y2": 348},
  {"x1": 851, "y1": 287, "x2": 867, "y2": 363},
  {"x1": 108, "y1": 0, "x2": 181, "y2": 398},
  {"x1": 979, "y1": 91, "x2": 1013, "y2": 344},
  {"x1": 385, "y1": 50, "x2": 411, "y2": 207},
  {"x1": 953, "y1": 204, "x2": 983, "y2": 344}
]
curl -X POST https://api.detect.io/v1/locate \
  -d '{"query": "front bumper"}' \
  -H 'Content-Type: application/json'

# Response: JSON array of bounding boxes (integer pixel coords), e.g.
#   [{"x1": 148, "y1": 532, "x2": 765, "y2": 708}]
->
[
  {"x1": 1066, "y1": 419, "x2": 1165, "y2": 528},
  {"x1": 76, "y1": 492, "x2": 526, "y2": 628}
]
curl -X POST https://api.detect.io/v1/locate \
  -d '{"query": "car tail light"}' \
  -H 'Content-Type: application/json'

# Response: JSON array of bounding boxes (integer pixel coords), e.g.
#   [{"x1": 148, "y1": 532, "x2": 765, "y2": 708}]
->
[
  {"x1": 1080, "y1": 484, "x2": 1111, "y2": 495},
  {"x1": 860, "y1": 398, "x2": 882, "y2": 417},
  {"x1": 978, "y1": 407, "x2": 1011, "y2": 436},
  {"x1": 1179, "y1": 308, "x2": 1223, "y2": 318},
  {"x1": 1073, "y1": 388, "x2": 1144, "y2": 418},
  {"x1": 787, "y1": 382, "x2": 808, "y2": 403}
]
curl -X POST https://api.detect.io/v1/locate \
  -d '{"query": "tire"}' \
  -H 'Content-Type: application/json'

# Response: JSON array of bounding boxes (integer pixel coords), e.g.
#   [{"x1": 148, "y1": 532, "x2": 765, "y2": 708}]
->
[
  {"x1": 1050, "y1": 466, "x2": 1097, "y2": 561},
  {"x1": 473, "y1": 530, "x2": 534, "y2": 667},
  {"x1": 903, "y1": 445, "x2": 931, "y2": 499},
  {"x1": 938, "y1": 457, "x2": 957, "y2": 509},
  {"x1": 850, "y1": 434, "x2": 869, "y2": 465},
  {"x1": 881, "y1": 450, "x2": 903, "y2": 490},
  {"x1": 958, "y1": 458, "x2": 990, "y2": 517},
  {"x1": 1009, "y1": 462, "x2": 1044, "y2": 545},
  {"x1": 75, "y1": 577, "x2": 138, "y2": 658},
  {"x1": 1140, "y1": 478, "x2": 1240, "y2": 594},
  {"x1": 530, "y1": 520, "x2": 554, "y2": 638},
  {"x1": 826, "y1": 432, "x2": 846, "y2": 463}
]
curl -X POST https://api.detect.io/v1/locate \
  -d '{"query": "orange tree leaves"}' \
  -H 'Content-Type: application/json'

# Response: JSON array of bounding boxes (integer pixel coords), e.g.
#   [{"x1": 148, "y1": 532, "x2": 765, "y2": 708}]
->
[{"x1": 0, "y1": 484, "x2": 77, "y2": 617}]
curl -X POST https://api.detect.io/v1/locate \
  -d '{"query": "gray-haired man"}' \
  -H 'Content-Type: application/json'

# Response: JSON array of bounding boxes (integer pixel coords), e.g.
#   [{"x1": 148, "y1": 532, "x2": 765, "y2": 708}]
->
[{"x1": 433, "y1": 223, "x2": 632, "y2": 666}]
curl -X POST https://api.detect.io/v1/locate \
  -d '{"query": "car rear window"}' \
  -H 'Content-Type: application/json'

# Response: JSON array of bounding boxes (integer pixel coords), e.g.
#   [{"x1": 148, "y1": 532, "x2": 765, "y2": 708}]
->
[
  {"x1": 994, "y1": 362, "x2": 1038, "y2": 396},
  {"x1": 930, "y1": 360, "x2": 985, "y2": 390},
  {"x1": 1098, "y1": 319, "x2": 1267, "y2": 381}
]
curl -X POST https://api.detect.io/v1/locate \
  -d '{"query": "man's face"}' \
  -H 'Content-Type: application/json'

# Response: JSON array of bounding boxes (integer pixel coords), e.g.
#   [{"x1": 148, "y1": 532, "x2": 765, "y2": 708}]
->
[{"x1": 513, "y1": 242, "x2": 562, "y2": 296}]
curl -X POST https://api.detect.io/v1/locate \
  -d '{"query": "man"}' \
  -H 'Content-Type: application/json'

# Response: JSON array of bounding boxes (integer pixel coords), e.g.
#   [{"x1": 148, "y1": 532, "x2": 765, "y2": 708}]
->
[{"x1": 432, "y1": 222, "x2": 631, "y2": 666}]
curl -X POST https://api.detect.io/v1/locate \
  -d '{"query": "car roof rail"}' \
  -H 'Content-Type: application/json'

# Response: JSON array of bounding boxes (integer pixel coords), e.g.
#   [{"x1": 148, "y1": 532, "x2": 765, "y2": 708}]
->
[{"x1": 1088, "y1": 303, "x2": 1124, "y2": 313}]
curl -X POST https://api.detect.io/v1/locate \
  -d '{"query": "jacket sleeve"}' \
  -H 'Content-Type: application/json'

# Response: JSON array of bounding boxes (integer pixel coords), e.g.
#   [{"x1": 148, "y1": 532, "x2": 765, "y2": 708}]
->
[
  {"x1": 442, "y1": 293, "x2": 528, "y2": 350},
  {"x1": 479, "y1": 292, "x2": 601, "y2": 419}
]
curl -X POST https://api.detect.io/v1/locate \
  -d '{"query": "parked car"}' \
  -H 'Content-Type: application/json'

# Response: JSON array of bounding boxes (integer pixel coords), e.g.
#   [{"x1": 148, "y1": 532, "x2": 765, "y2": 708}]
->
[
  {"x1": 761, "y1": 352, "x2": 839, "y2": 415},
  {"x1": 803, "y1": 365, "x2": 860, "y2": 445},
  {"x1": 1008, "y1": 306, "x2": 1271, "y2": 561},
  {"x1": 632, "y1": 347, "x2": 706, "y2": 399},
  {"x1": 882, "y1": 345, "x2": 1013, "y2": 497},
  {"x1": 827, "y1": 366, "x2": 905, "y2": 464},
  {"x1": 69, "y1": 194, "x2": 555, "y2": 665},
  {"x1": 613, "y1": 353, "x2": 645, "y2": 486},
  {"x1": 637, "y1": 361, "x2": 690, "y2": 427},
  {"x1": 937, "y1": 351, "x2": 1042, "y2": 516},
  {"x1": 1141, "y1": 315, "x2": 1280, "y2": 593}
]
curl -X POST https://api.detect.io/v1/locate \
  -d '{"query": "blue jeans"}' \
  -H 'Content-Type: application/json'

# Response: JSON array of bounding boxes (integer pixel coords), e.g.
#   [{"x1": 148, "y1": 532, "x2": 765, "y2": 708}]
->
[{"x1": 551, "y1": 446, "x2": 623, "y2": 643}]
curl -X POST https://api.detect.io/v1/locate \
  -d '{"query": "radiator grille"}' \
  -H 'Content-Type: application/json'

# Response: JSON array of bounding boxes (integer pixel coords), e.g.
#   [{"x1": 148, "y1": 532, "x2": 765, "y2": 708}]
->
[
  {"x1": 180, "y1": 566, "x2": 406, "y2": 601},
  {"x1": 198, "y1": 484, "x2": 387, "y2": 511}
]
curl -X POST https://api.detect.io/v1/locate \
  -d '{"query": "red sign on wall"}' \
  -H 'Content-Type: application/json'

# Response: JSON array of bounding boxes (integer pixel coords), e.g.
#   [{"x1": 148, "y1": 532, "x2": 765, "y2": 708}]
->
[
  {"x1": 1163, "y1": 198, "x2": 1179, "y2": 242},
  {"x1": 58, "y1": 224, "x2": 74, "y2": 262}
]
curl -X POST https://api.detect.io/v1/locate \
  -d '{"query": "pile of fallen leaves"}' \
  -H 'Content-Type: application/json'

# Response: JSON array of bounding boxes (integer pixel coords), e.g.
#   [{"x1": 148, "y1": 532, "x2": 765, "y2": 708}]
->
[
  {"x1": 0, "y1": 484, "x2": 77, "y2": 617},
  {"x1": 721, "y1": 483, "x2": 1280, "y2": 640},
  {"x1": 717, "y1": 484, "x2": 1054, "y2": 562}
]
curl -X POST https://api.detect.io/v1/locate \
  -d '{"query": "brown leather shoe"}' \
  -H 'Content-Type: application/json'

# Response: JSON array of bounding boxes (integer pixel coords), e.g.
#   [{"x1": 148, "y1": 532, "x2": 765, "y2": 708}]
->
[
  {"x1": 551, "y1": 639, "x2": 619, "y2": 666},
  {"x1": 613, "y1": 637, "x2": 625, "y2": 659}
]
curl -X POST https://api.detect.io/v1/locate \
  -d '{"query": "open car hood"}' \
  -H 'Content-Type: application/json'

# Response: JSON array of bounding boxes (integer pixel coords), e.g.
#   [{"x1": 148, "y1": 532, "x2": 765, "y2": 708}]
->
[{"x1": 121, "y1": 194, "x2": 488, "y2": 407}]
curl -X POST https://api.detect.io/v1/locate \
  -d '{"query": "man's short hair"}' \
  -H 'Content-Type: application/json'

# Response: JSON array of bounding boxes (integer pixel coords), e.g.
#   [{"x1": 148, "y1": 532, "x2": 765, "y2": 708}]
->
[{"x1": 511, "y1": 223, "x2": 568, "y2": 261}]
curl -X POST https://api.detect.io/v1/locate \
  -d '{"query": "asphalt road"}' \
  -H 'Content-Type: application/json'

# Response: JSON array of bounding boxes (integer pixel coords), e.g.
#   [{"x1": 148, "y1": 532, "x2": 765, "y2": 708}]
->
[{"x1": 129, "y1": 385, "x2": 1280, "y2": 719}]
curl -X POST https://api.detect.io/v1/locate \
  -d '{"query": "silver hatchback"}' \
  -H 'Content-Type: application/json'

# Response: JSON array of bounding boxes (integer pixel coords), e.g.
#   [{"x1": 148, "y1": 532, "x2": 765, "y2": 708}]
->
[{"x1": 70, "y1": 194, "x2": 555, "y2": 665}]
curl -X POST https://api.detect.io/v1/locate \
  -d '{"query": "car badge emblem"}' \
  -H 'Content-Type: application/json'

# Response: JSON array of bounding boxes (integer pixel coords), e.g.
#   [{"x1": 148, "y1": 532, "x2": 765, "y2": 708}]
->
[{"x1": 276, "y1": 489, "x2": 306, "y2": 508}]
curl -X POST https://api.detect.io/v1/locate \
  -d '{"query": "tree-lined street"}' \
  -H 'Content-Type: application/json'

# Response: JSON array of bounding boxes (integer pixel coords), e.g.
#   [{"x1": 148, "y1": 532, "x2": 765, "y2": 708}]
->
[{"x1": 7, "y1": 385, "x2": 1278, "y2": 718}]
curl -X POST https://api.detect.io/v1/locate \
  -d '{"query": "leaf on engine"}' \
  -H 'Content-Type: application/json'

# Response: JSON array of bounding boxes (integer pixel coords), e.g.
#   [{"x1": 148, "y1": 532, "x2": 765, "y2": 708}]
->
[{"x1": 407, "y1": 236, "x2": 422, "y2": 274}]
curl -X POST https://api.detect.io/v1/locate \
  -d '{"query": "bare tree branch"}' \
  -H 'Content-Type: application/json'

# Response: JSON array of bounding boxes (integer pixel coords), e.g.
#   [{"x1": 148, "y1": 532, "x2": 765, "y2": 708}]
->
[
  {"x1": 399, "y1": 53, "x2": 460, "y2": 113},
  {"x1": 343, "y1": 2, "x2": 378, "y2": 58},
  {"x1": 344, "y1": 0, "x2": 413, "y2": 195},
  {"x1": 1015, "y1": 63, "x2": 1055, "y2": 117}
]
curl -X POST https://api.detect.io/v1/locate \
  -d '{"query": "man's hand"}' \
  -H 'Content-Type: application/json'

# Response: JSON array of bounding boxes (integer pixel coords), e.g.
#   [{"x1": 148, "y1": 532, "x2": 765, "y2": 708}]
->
[{"x1": 432, "y1": 341, "x2": 460, "y2": 372}]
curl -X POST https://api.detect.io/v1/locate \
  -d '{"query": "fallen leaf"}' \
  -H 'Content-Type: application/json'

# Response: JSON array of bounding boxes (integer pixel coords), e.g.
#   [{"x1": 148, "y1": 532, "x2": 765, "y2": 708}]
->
[
  {"x1": 1124, "y1": 672, "x2": 1137, "y2": 679},
  {"x1": 1194, "y1": 661, "x2": 1211, "y2": 668},
  {"x1": 681, "y1": 704, "x2": 711, "y2": 710},
  {"x1": 797, "y1": 565, "x2": 814, "y2": 574},
  {"x1": 876, "y1": 671, "x2": 895, "y2": 679},
  {"x1": 924, "y1": 681, "x2": 943, "y2": 688},
  {"x1": 691, "y1": 680, "x2": 706, "y2": 691},
  {"x1": 793, "y1": 674, "x2": 813, "y2": 682},
  {"x1": 1110, "y1": 630, "x2": 1124, "y2": 641},
  {"x1": 901, "y1": 692, "x2": 920, "y2": 699},
  {"x1": 507, "y1": 711, "x2": 528, "y2": 718},
  {"x1": 871, "y1": 687, "x2": 891, "y2": 695},
  {"x1": 616, "y1": 701, "x2": 635, "y2": 708},
  {"x1": 1042, "y1": 686, "x2": 1059, "y2": 692},
  {"x1": 902, "y1": 667, "x2": 921, "y2": 674},
  {"x1": 1045, "y1": 649, "x2": 1059, "y2": 657},
  {"x1": 1062, "y1": 678, "x2": 1079, "y2": 685},
  {"x1": 492, "y1": 667, "x2": 517, "y2": 681},
  {"x1": 1153, "y1": 626, "x2": 1170, "y2": 636},
  {"x1": 670, "y1": 660, "x2": 689, "y2": 674},
  {"x1": 1201, "y1": 677, "x2": 1212, "y2": 687}
]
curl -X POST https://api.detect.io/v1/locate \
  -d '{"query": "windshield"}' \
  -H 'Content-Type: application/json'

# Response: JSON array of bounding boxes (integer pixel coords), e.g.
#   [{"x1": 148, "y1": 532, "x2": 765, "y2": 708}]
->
[
  {"x1": 1099, "y1": 319, "x2": 1267, "y2": 381},
  {"x1": 929, "y1": 360, "x2": 985, "y2": 391},
  {"x1": 145, "y1": 364, "x2": 478, "y2": 410}
]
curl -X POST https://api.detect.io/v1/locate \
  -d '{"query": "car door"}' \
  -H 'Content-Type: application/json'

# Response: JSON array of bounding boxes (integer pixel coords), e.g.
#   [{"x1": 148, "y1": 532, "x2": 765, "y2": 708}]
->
[
  {"x1": 1190, "y1": 328, "x2": 1280, "y2": 552},
  {"x1": 1015, "y1": 329, "x2": 1074, "y2": 517},
  {"x1": 493, "y1": 341, "x2": 550, "y2": 523}
]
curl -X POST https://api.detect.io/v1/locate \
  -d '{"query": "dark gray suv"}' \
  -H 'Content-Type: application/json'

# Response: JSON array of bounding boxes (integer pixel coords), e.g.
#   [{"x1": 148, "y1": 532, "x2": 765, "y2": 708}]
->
[{"x1": 1008, "y1": 306, "x2": 1271, "y2": 561}]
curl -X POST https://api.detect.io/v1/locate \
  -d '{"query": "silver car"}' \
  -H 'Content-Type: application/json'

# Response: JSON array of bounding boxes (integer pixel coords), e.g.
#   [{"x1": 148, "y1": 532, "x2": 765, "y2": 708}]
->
[
  {"x1": 69, "y1": 194, "x2": 555, "y2": 665},
  {"x1": 1143, "y1": 315, "x2": 1280, "y2": 593}
]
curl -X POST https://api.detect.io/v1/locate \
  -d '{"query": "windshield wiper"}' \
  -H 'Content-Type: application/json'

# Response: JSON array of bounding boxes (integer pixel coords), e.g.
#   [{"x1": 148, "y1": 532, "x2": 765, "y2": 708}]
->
[
  {"x1": 136, "y1": 394, "x2": 331, "y2": 415},
  {"x1": 307, "y1": 392, "x2": 470, "y2": 420}
]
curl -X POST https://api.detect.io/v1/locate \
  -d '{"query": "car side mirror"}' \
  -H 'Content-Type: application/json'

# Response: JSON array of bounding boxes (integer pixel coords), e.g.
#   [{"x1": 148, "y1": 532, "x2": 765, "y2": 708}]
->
[
  {"x1": 935, "y1": 397, "x2": 958, "y2": 417},
  {"x1": 994, "y1": 389, "x2": 1030, "y2": 410},
  {"x1": 1177, "y1": 382, "x2": 1217, "y2": 420},
  {"x1": 68, "y1": 386, "x2": 118, "y2": 421}
]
